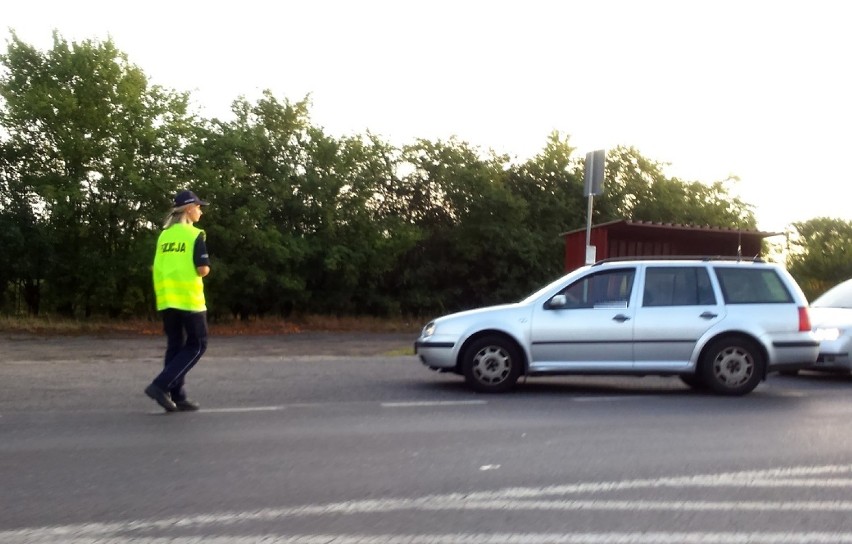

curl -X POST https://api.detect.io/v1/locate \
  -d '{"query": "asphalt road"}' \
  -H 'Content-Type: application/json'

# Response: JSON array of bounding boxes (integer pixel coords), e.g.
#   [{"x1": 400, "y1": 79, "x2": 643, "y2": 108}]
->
[{"x1": 3, "y1": 332, "x2": 852, "y2": 543}]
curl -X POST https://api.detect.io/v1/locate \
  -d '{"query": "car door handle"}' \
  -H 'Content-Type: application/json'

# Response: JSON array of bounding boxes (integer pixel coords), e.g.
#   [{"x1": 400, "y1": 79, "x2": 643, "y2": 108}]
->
[
  {"x1": 700, "y1": 311, "x2": 718, "y2": 319},
  {"x1": 612, "y1": 314, "x2": 631, "y2": 322}
]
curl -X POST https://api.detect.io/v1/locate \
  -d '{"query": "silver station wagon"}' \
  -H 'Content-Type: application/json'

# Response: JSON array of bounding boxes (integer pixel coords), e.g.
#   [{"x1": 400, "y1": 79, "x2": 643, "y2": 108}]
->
[{"x1": 415, "y1": 257, "x2": 819, "y2": 395}]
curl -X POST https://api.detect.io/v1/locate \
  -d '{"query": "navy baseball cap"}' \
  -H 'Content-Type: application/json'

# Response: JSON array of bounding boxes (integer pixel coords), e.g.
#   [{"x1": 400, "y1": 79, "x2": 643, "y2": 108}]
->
[{"x1": 174, "y1": 190, "x2": 208, "y2": 207}]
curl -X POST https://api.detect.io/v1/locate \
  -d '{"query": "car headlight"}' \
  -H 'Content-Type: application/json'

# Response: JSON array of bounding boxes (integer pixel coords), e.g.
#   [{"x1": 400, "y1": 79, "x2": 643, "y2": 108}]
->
[
  {"x1": 814, "y1": 327, "x2": 842, "y2": 342},
  {"x1": 422, "y1": 321, "x2": 436, "y2": 338}
]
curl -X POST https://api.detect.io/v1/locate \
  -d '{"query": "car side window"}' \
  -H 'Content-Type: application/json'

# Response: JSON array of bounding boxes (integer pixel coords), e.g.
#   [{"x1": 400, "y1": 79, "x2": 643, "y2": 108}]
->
[
  {"x1": 715, "y1": 267, "x2": 794, "y2": 304},
  {"x1": 643, "y1": 266, "x2": 716, "y2": 307},
  {"x1": 561, "y1": 268, "x2": 635, "y2": 309}
]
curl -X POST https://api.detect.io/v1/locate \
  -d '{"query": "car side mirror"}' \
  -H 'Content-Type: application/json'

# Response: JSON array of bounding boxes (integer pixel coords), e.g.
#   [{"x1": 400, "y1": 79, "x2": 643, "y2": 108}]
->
[{"x1": 547, "y1": 294, "x2": 568, "y2": 309}]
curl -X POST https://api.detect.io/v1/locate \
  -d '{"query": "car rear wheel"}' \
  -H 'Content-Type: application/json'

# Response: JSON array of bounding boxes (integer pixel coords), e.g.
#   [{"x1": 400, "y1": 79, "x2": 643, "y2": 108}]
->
[
  {"x1": 462, "y1": 336, "x2": 522, "y2": 393},
  {"x1": 700, "y1": 337, "x2": 764, "y2": 396}
]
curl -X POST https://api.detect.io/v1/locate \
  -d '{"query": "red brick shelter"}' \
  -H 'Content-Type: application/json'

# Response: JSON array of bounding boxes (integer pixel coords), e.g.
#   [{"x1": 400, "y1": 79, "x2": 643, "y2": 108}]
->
[{"x1": 561, "y1": 219, "x2": 782, "y2": 272}]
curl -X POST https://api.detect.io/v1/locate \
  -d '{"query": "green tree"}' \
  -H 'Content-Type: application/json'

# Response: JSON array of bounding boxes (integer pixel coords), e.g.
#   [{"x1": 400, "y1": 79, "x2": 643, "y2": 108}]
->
[
  {"x1": 598, "y1": 146, "x2": 755, "y2": 228},
  {"x1": 320, "y1": 132, "x2": 421, "y2": 316},
  {"x1": 507, "y1": 131, "x2": 586, "y2": 289},
  {"x1": 194, "y1": 93, "x2": 422, "y2": 318},
  {"x1": 394, "y1": 137, "x2": 530, "y2": 313},
  {"x1": 0, "y1": 32, "x2": 772, "y2": 322},
  {"x1": 190, "y1": 92, "x2": 312, "y2": 319},
  {"x1": 0, "y1": 140, "x2": 48, "y2": 313},
  {"x1": 787, "y1": 217, "x2": 852, "y2": 300},
  {"x1": 0, "y1": 31, "x2": 195, "y2": 316}
]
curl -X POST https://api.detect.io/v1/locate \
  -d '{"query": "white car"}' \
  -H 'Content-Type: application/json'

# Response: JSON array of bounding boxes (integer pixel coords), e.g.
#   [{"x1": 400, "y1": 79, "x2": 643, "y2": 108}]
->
[
  {"x1": 415, "y1": 257, "x2": 819, "y2": 395},
  {"x1": 801, "y1": 278, "x2": 852, "y2": 373}
]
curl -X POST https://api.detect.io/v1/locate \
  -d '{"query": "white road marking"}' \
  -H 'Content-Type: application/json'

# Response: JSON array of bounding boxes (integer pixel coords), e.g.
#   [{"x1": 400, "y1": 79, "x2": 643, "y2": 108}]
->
[
  {"x1": 426, "y1": 499, "x2": 852, "y2": 512},
  {"x1": 201, "y1": 406, "x2": 286, "y2": 413},
  {"x1": 4, "y1": 464, "x2": 852, "y2": 543},
  {"x1": 19, "y1": 533, "x2": 852, "y2": 544},
  {"x1": 197, "y1": 401, "x2": 381, "y2": 413},
  {"x1": 774, "y1": 390, "x2": 808, "y2": 397},
  {"x1": 381, "y1": 400, "x2": 488, "y2": 407},
  {"x1": 573, "y1": 396, "x2": 660, "y2": 402},
  {"x1": 155, "y1": 400, "x2": 489, "y2": 414}
]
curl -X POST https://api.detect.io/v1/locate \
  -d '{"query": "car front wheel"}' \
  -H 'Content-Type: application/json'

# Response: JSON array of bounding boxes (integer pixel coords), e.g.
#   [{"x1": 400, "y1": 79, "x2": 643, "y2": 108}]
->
[
  {"x1": 462, "y1": 336, "x2": 522, "y2": 393},
  {"x1": 700, "y1": 337, "x2": 764, "y2": 396}
]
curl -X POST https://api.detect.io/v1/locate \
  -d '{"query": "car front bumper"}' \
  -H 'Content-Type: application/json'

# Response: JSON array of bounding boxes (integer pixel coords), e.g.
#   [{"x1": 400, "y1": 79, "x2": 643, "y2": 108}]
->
[{"x1": 414, "y1": 338, "x2": 457, "y2": 371}]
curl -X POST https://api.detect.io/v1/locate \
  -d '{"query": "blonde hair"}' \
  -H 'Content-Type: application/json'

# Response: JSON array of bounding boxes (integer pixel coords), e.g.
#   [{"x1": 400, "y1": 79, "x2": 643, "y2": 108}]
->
[{"x1": 163, "y1": 204, "x2": 195, "y2": 229}]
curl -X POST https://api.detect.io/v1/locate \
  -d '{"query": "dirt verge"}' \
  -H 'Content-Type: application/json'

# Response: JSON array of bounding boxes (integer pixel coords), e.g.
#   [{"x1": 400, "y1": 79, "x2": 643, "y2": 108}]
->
[{"x1": 0, "y1": 331, "x2": 416, "y2": 362}]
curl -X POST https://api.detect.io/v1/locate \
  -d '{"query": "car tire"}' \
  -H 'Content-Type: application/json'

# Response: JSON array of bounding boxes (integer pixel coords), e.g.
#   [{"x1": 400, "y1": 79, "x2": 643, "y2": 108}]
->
[
  {"x1": 700, "y1": 336, "x2": 764, "y2": 396},
  {"x1": 462, "y1": 336, "x2": 523, "y2": 393},
  {"x1": 678, "y1": 374, "x2": 708, "y2": 390}
]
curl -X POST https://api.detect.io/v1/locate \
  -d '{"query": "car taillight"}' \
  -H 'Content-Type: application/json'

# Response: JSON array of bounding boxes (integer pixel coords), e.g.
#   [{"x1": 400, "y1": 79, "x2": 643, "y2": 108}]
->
[{"x1": 798, "y1": 307, "x2": 812, "y2": 332}]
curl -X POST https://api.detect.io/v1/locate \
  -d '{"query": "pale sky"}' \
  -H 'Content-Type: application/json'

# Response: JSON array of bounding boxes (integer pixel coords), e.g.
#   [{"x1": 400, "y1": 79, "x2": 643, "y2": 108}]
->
[{"x1": 3, "y1": 0, "x2": 850, "y2": 233}]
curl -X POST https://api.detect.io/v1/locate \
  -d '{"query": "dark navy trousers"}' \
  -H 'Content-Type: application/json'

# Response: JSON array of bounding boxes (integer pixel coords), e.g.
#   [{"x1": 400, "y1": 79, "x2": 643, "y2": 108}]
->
[{"x1": 153, "y1": 309, "x2": 208, "y2": 402}]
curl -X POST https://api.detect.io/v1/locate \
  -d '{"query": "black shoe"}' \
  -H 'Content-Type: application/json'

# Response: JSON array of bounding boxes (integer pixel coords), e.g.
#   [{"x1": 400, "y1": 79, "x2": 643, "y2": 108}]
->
[
  {"x1": 174, "y1": 399, "x2": 200, "y2": 412},
  {"x1": 145, "y1": 384, "x2": 177, "y2": 412}
]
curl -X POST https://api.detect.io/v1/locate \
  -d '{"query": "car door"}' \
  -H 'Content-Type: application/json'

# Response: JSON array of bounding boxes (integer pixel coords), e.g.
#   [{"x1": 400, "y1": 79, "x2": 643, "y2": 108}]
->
[
  {"x1": 529, "y1": 267, "x2": 637, "y2": 372},
  {"x1": 632, "y1": 264, "x2": 725, "y2": 371}
]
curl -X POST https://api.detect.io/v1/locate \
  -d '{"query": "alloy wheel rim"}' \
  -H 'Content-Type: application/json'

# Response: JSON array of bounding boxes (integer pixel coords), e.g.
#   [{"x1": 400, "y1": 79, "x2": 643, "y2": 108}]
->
[
  {"x1": 712, "y1": 346, "x2": 754, "y2": 386},
  {"x1": 472, "y1": 345, "x2": 511, "y2": 384}
]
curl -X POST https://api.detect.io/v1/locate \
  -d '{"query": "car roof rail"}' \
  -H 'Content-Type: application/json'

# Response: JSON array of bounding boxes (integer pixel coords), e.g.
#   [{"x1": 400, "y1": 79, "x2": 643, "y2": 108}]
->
[{"x1": 592, "y1": 255, "x2": 765, "y2": 266}]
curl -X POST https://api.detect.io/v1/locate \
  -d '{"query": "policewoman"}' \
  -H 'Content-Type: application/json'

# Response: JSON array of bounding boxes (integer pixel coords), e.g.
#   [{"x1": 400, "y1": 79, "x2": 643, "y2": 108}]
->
[{"x1": 145, "y1": 190, "x2": 211, "y2": 412}]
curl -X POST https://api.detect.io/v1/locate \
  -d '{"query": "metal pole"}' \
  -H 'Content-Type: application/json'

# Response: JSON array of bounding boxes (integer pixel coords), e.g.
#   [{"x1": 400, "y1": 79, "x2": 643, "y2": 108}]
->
[{"x1": 585, "y1": 195, "x2": 593, "y2": 248}]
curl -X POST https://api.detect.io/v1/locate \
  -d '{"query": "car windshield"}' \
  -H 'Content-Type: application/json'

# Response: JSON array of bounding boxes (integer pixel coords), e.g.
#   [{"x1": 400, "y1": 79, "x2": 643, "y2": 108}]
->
[{"x1": 812, "y1": 279, "x2": 852, "y2": 309}]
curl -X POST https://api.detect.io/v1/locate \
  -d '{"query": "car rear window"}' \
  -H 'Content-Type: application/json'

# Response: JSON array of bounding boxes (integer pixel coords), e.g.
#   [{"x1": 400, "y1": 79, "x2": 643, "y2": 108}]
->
[
  {"x1": 714, "y1": 267, "x2": 794, "y2": 304},
  {"x1": 643, "y1": 266, "x2": 716, "y2": 307}
]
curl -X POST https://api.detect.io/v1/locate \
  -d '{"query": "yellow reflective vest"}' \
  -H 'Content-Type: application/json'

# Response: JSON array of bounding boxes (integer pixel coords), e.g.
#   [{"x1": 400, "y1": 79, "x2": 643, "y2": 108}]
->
[{"x1": 152, "y1": 224, "x2": 206, "y2": 312}]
